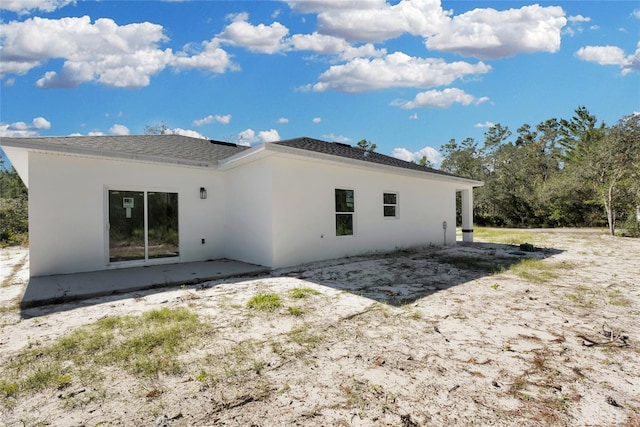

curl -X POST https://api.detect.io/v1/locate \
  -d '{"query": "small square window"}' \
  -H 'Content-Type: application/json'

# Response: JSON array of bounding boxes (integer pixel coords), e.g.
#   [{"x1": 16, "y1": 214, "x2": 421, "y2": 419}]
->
[{"x1": 383, "y1": 192, "x2": 397, "y2": 218}]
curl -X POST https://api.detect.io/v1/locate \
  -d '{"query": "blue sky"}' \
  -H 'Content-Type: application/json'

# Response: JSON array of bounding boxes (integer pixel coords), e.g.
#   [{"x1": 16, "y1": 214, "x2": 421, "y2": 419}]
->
[{"x1": 1, "y1": 0, "x2": 639, "y2": 167}]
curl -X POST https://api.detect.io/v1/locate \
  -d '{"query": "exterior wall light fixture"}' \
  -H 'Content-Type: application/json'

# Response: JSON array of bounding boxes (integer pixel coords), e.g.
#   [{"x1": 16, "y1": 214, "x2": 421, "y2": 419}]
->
[{"x1": 200, "y1": 187, "x2": 207, "y2": 199}]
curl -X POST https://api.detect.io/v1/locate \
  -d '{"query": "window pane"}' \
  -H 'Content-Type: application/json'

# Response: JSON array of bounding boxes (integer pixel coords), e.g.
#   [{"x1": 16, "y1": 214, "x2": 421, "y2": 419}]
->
[
  {"x1": 148, "y1": 192, "x2": 179, "y2": 259},
  {"x1": 109, "y1": 190, "x2": 145, "y2": 262},
  {"x1": 383, "y1": 193, "x2": 397, "y2": 204},
  {"x1": 384, "y1": 206, "x2": 396, "y2": 217},
  {"x1": 336, "y1": 214, "x2": 353, "y2": 236},
  {"x1": 335, "y1": 189, "x2": 354, "y2": 212}
]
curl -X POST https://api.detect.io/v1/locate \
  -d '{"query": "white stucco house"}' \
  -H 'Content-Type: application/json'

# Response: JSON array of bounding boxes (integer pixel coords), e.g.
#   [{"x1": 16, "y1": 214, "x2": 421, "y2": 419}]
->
[{"x1": 0, "y1": 135, "x2": 482, "y2": 277}]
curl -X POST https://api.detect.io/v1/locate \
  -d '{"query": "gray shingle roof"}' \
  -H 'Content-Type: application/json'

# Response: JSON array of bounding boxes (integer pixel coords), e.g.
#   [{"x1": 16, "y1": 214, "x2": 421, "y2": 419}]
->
[
  {"x1": 274, "y1": 137, "x2": 457, "y2": 178},
  {"x1": 0, "y1": 135, "x2": 249, "y2": 165},
  {"x1": 1, "y1": 134, "x2": 475, "y2": 182}
]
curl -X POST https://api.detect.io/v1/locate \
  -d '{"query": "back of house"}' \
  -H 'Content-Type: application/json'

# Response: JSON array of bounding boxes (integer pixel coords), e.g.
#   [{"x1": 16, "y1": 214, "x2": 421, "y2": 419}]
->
[{"x1": 0, "y1": 134, "x2": 482, "y2": 277}]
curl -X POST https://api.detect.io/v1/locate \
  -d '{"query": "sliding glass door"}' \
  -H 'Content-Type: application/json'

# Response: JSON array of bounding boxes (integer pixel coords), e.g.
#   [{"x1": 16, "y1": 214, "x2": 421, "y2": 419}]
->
[
  {"x1": 108, "y1": 190, "x2": 179, "y2": 263},
  {"x1": 147, "y1": 192, "x2": 179, "y2": 259}
]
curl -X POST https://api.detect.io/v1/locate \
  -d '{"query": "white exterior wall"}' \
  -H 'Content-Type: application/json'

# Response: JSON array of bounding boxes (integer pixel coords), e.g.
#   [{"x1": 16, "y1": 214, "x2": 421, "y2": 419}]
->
[
  {"x1": 28, "y1": 152, "x2": 225, "y2": 276},
  {"x1": 223, "y1": 158, "x2": 274, "y2": 267},
  {"x1": 269, "y1": 155, "x2": 458, "y2": 269}
]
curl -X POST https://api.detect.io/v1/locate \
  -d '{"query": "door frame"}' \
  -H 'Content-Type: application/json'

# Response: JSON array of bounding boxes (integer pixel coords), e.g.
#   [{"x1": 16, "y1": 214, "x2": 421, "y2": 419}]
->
[{"x1": 104, "y1": 185, "x2": 181, "y2": 268}]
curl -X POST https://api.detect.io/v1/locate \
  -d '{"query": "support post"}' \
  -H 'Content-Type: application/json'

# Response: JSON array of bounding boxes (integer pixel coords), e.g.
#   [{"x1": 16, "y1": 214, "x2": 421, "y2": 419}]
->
[{"x1": 461, "y1": 189, "x2": 474, "y2": 243}]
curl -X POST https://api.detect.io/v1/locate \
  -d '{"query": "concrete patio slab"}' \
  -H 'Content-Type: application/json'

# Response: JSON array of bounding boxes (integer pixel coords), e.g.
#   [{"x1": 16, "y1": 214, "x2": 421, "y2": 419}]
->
[{"x1": 21, "y1": 259, "x2": 270, "y2": 308}]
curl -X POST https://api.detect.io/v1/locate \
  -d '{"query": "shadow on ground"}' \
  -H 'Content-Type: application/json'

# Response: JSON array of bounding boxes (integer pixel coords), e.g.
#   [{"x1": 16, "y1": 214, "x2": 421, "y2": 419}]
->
[
  {"x1": 19, "y1": 241, "x2": 562, "y2": 318},
  {"x1": 267, "y1": 241, "x2": 563, "y2": 306}
]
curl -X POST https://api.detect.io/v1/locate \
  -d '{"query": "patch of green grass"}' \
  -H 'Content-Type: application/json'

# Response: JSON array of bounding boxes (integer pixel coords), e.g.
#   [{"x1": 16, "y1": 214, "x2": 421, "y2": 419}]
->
[
  {"x1": 437, "y1": 254, "x2": 504, "y2": 273},
  {"x1": 246, "y1": 293, "x2": 282, "y2": 312},
  {"x1": 287, "y1": 306, "x2": 306, "y2": 317},
  {"x1": 565, "y1": 286, "x2": 597, "y2": 308},
  {"x1": 289, "y1": 287, "x2": 320, "y2": 299},
  {"x1": 0, "y1": 379, "x2": 18, "y2": 398},
  {"x1": 288, "y1": 326, "x2": 323, "y2": 352},
  {"x1": 341, "y1": 380, "x2": 368, "y2": 409},
  {"x1": 607, "y1": 288, "x2": 632, "y2": 307},
  {"x1": 474, "y1": 227, "x2": 536, "y2": 245},
  {"x1": 1, "y1": 255, "x2": 27, "y2": 288},
  {"x1": 1, "y1": 307, "x2": 206, "y2": 399},
  {"x1": 199, "y1": 339, "x2": 269, "y2": 388},
  {"x1": 508, "y1": 258, "x2": 563, "y2": 283}
]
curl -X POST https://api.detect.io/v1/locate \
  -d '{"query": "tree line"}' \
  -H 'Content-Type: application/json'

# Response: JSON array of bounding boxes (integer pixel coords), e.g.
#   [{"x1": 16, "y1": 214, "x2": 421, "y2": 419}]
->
[
  {"x1": 440, "y1": 107, "x2": 640, "y2": 235},
  {"x1": 0, "y1": 158, "x2": 28, "y2": 246}
]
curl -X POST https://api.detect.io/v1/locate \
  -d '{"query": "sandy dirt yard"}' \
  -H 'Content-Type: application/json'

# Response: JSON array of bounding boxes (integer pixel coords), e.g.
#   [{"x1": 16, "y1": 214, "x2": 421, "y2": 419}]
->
[{"x1": 0, "y1": 229, "x2": 639, "y2": 427}]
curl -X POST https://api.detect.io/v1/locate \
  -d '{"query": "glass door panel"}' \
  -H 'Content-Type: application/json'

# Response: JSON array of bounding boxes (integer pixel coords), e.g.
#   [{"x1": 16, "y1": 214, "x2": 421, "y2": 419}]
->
[
  {"x1": 147, "y1": 192, "x2": 179, "y2": 259},
  {"x1": 109, "y1": 190, "x2": 145, "y2": 262}
]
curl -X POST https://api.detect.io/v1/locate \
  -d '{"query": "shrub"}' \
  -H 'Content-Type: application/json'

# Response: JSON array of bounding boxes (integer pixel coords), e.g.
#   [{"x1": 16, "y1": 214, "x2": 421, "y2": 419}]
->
[{"x1": 0, "y1": 197, "x2": 28, "y2": 247}]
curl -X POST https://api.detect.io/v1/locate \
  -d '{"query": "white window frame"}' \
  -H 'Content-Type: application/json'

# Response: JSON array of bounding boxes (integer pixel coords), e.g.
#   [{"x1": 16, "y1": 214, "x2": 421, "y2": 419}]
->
[
  {"x1": 104, "y1": 185, "x2": 180, "y2": 268},
  {"x1": 383, "y1": 192, "x2": 398, "y2": 219},
  {"x1": 335, "y1": 188, "x2": 355, "y2": 236}
]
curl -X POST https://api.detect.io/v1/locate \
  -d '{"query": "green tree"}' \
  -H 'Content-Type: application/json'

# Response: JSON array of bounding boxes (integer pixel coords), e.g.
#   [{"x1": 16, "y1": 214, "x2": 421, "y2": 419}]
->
[
  {"x1": 0, "y1": 155, "x2": 28, "y2": 246},
  {"x1": 144, "y1": 122, "x2": 170, "y2": 135},
  {"x1": 592, "y1": 114, "x2": 640, "y2": 234},
  {"x1": 355, "y1": 139, "x2": 377, "y2": 152},
  {"x1": 0, "y1": 157, "x2": 28, "y2": 199},
  {"x1": 418, "y1": 156, "x2": 432, "y2": 168}
]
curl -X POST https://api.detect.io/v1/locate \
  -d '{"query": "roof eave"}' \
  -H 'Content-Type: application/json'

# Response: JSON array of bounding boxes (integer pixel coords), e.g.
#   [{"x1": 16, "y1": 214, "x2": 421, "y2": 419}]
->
[{"x1": 0, "y1": 139, "x2": 215, "y2": 169}]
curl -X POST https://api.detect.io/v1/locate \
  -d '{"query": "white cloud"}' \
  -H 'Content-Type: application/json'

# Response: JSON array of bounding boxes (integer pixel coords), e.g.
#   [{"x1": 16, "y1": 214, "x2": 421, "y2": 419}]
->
[
  {"x1": 409, "y1": 113, "x2": 418, "y2": 120},
  {"x1": 568, "y1": 15, "x2": 590, "y2": 23},
  {"x1": 238, "y1": 129, "x2": 257, "y2": 145},
  {"x1": 109, "y1": 124, "x2": 130, "y2": 135},
  {"x1": 322, "y1": 133, "x2": 351, "y2": 143},
  {"x1": 426, "y1": 4, "x2": 566, "y2": 59},
  {"x1": 0, "y1": 16, "x2": 235, "y2": 88},
  {"x1": 193, "y1": 114, "x2": 232, "y2": 127},
  {"x1": 217, "y1": 13, "x2": 289, "y2": 54},
  {"x1": 0, "y1": 16, "x2": 172, "y2": 87},
  {"x1": 277, "y1": 117, "x2": 289, "y2": 124},
  {"x1": 237, "y1": 128, "x2": 281, "y2": 145},
  {"x1": 576, "y1": 43, "x2": 640, "y2": 75},
  {"x1": 310, "y1": 52, "x2": 490, "y2": 93},
  {"x1": 171, "y1": 39, "x2": 236, "y2": 73},
  {"x1": 632, "y1": 9, "x2": 640, "y2": 19},
  {"x1": 289, "y1": 32, "x2": 386, "y2": 60},
  {"x1": 286, "y1": 1, "x2": 387, "y2": 14},
  {"x1": 395, "y1": 88, "x2": 488, "y2": 109},
  {"x1": 258, "y1": 129, "x2": 281, "y2": 142},
  {"x1": 312, "y1": 117, "x2": 322, "y2": 123},
  {"x1": 475, "y1": 121, "x2": 495, "y2": 128},
  {"x1": 392, "y1": 145, "x2": 443, "y2": 167},
  {"x1": 0, "y1": 0, "x2": 73, "y2": 15},
  {"x1": 576, "y1": 45, "x2": 626, "y2": 65},
  {"x1": 167, "y1": 128, "x2": 208, "y2": 139},
  {"x1": 564, "y1": 15, "x2": 592, "y2": 37},
  {"x1": 289, "y1": 0, "x2": 566, "y2": 60},
  {"x1": 32, "y1": 117, "x2": 52, "y2": 129},
  {"x1": 0, "y1": 116, "x2": 51, "y2": 137},
  {"x1": 311, "y1": 0, "x2": 450, "y2": 43}
]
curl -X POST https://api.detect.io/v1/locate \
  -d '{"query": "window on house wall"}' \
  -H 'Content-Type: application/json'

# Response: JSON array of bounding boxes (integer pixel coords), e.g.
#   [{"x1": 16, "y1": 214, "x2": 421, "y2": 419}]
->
[
  {"x1": 383, "y1": 192, "x2": 398, "y2": 218},
  {"x1": 335, "y1": 189, "x2": 354, "y2": 236},
  {"x1": 109, "y1": 190, "x2": 179, "y2": 262}
]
